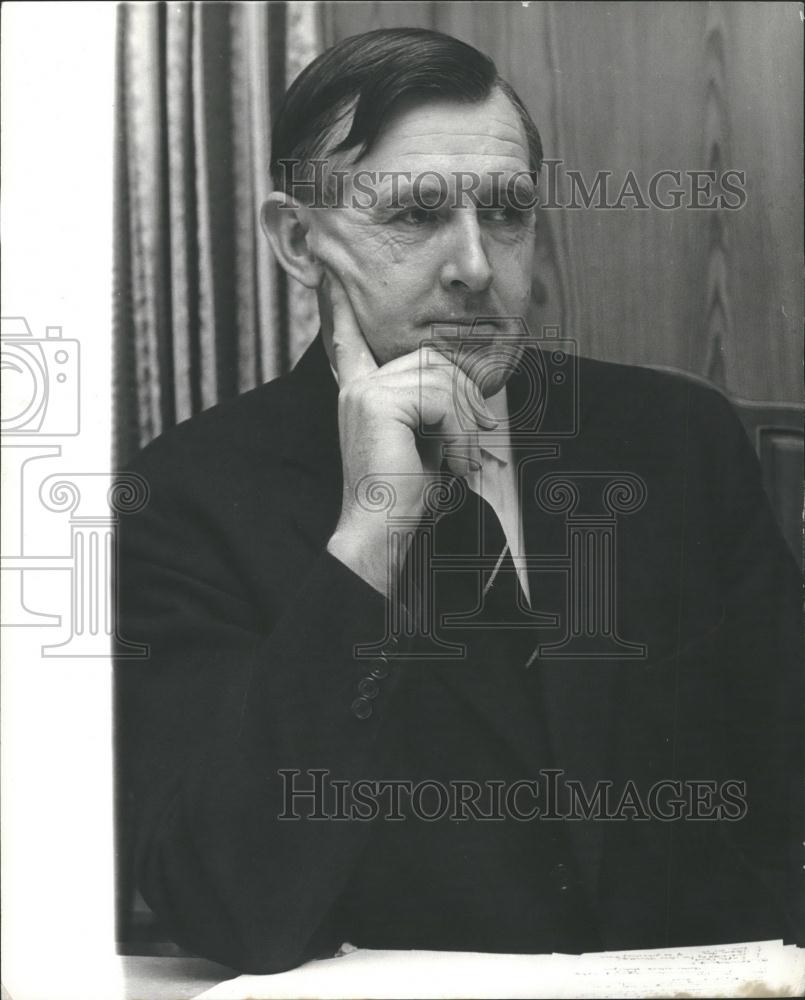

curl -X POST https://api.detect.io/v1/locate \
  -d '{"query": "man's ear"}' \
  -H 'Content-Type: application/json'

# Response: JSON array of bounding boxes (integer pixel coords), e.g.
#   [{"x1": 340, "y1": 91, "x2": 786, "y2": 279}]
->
[{"x1": 260, "y1": 192, "x2": 322, "y2": 289}]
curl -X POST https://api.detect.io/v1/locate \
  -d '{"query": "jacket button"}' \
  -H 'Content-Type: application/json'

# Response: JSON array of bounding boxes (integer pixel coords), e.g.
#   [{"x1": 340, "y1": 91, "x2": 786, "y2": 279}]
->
[
  {"x1": 382, "y1": 635, "x2": 399, "y2": 653},
  {"x1": 555, "y1": 862, "x2": 569, "y2": 890},
  {"x1": 351, "y1": 697, "x2": 372, "y2": 720},
  {"x1": 370, "y1": 661, "x2": 389, "y2": 680},
  {"x1": 358, "y1": 677, "x2": 379, "y2": 699}
]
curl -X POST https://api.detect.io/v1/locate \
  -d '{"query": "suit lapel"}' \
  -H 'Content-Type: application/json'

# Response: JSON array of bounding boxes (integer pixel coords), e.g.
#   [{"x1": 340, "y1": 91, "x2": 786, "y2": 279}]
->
[{"x1": 276, "y1": 335, "x2": 343, "y2": 549}]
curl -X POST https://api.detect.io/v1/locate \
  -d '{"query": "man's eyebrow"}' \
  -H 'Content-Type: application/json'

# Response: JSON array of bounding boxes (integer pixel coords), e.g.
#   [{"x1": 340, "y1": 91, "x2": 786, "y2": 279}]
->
[
  {"x1": 384, "y1": 172, "x2": 534, "y2": 191},
  {"x1": 476, "y1": 177, "x2": 538, "y2": 206},
  {"x1": 369, "y1": 180, "x2": 447, "y2": 211},
  {"x1": 366, "y1": 174, "x2": 537, "y2": 215}
]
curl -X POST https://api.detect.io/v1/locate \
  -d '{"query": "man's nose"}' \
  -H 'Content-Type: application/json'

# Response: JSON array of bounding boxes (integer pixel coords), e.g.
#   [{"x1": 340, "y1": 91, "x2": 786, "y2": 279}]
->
[{"x1": 439, "y1": 213, "x2": 493, "y2": 295}]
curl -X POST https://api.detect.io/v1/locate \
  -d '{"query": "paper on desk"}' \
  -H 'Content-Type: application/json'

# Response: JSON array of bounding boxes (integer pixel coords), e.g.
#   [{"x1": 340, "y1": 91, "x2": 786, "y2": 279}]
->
[{"x1": 197, "y1": 939, "x2": 805, "y2": 999}]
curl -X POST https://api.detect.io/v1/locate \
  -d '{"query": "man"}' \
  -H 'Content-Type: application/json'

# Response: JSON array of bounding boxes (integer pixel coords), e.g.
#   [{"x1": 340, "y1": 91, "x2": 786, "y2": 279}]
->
[{"x1": 116, "y1": 28, "x2": 802, "y2": 974}]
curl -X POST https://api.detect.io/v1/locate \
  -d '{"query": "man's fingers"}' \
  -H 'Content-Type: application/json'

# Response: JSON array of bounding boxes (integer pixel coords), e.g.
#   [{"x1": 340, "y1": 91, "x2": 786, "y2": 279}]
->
[
  {"x1": 353, "y1": 373, "x2": 483, "y2": 471},
  {"x1": 326, "y1": 273, "x2": 378, "y2": 385},
  {"x1": 399, "y1": 381, "x2": 483, "y2": 474},
  {"x1": 378, "y1": 346, "x2": 499, "y2": 430},
  {"x1": 453, "y1": 368, "x2": 499, "y2": 431},
  {"x1": 366, "y1": 368, "x2": 498, "y2": 435}
]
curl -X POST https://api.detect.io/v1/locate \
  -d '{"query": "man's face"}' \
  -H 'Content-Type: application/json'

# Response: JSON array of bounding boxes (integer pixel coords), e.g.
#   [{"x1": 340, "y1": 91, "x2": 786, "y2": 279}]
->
[{"x1": 303, "y1": 89, "x2": 538, "y2": 396}]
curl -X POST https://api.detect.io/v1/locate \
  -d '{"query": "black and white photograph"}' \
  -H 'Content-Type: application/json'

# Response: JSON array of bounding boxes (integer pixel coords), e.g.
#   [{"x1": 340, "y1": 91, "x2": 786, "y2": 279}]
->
[{"x1": 2, "y1": 3, "x2": 804, "y2": 998}]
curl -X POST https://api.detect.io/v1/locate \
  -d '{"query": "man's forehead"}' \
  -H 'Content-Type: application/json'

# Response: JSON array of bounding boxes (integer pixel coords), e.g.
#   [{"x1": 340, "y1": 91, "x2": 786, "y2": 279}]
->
[{"x1": 347, "y1": 91, "x2": 530, "y2": 174}]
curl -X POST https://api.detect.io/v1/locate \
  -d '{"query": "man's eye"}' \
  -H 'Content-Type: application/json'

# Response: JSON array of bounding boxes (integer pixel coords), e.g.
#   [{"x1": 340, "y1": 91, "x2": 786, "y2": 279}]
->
[
  {"x1": 479, "y1": 206, "x2": 527, "y2": 224},
  {"x1": 395, "y1": 207, "x2": 439, "y2": 226}
]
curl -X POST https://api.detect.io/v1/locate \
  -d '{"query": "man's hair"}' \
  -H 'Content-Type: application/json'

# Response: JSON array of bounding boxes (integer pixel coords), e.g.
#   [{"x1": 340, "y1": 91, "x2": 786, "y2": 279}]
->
[{"x1": 270, "y1": 27, "x2": 543, "y2": 198}]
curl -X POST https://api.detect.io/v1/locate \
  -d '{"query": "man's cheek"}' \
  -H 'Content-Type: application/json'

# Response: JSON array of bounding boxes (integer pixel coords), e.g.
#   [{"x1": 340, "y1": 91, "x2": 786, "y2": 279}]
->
[
  {"x1": 346, "y1": 226, "x2": 430, "y2": 270},
  {"x1": 306, "y1": 211, "x2": 366, "y2": 264},
  {"x1": 489, "y1": 250, "x2": 534, "y2": 312},
  {"x1": 342, "y1": 238, "x2": 416, "y2": 294},
  {"x1": 306, "y1": 235, "x2": 369, "y2": 293}
]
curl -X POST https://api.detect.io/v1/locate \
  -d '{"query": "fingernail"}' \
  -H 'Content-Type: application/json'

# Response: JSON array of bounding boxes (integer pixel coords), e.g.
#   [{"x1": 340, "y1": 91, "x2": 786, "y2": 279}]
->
[{"x1": 445, "y1": 452, "x2": 473, "y2": 477}]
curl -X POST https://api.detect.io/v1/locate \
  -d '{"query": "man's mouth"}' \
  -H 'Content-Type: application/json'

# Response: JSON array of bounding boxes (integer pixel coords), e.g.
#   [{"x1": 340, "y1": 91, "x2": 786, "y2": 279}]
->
[{"x1": 424, "y1": 317, "x2": 500, "y2": 331}]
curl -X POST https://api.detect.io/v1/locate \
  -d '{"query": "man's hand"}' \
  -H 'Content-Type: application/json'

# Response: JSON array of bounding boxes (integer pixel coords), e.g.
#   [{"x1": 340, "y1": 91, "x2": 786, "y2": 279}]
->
[{"x1": 324, "y1": 274, "x2": 497, "y2": 597}]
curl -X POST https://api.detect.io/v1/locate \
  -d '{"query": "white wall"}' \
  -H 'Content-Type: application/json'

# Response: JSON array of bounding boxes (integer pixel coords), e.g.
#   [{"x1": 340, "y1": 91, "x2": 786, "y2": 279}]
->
[{"x1": 2, "y1": 3, "x2": 122, "y2": 997}]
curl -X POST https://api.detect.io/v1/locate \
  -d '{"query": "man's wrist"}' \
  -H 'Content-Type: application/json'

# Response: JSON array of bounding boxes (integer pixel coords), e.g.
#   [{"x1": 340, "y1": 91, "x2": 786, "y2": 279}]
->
[{"x1": 327, "y1": 527, "x2": 397, "y2": 598}]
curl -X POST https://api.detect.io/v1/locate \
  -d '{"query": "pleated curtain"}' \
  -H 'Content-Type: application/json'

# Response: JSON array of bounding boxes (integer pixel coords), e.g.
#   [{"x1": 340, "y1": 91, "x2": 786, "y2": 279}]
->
[{"x1": 113, "y1": 0, "x2": 322, "y2": 466}]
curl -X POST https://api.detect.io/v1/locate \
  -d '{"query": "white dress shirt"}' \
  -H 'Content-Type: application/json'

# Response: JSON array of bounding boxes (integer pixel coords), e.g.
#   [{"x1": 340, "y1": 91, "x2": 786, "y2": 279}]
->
[{"x1": 468, "y1": 385, "x2": 531, "y2": 606}]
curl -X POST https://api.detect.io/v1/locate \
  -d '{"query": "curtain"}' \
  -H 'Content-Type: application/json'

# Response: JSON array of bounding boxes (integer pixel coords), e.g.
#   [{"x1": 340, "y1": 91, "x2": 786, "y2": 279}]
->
[{"x1": 113, "y1": 0, "x2": 322, "y2": 466}]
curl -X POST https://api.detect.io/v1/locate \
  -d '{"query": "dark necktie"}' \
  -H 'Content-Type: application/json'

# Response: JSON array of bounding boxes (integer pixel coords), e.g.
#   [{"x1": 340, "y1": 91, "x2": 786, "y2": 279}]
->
[
  {"x1": 398, "y1": 468, "x2": 536, "y2": 657},
  {"x1": 438, "y1": 470, "x2": 529, "y2": 618}
]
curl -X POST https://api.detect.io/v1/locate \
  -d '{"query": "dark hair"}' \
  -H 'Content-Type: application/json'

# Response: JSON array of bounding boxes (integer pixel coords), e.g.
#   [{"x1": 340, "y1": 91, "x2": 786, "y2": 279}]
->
[{"x1": 270, "y1": 28, "x2": 543, "y2": 197}]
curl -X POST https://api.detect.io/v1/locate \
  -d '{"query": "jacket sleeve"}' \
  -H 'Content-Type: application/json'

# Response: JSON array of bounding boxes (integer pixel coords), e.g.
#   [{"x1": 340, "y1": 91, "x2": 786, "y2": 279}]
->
[{"x1": 116, "y1": 437, "x2": 407, "y2": 973}]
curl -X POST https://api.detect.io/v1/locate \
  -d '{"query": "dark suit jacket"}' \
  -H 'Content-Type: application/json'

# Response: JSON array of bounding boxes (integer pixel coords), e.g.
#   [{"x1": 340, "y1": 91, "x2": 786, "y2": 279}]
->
[{"x1": 116, "y1": 334, "x2": 802, "y2": 973}]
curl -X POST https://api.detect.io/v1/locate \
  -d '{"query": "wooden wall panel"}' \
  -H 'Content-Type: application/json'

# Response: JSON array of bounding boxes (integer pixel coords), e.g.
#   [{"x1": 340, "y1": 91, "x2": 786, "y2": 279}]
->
[
  {"x1": 715, "y1": 2, "x2": 802, "y2": 401},
  {"x1": 320, "y1": 1, "x2": 802, "y2": 403}
]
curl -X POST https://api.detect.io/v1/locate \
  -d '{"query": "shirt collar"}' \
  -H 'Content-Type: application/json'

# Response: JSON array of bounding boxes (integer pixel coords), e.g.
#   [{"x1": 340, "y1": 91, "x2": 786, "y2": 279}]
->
[{"x1": 478, "y1": 386, "x2": 509, "y2": 464}]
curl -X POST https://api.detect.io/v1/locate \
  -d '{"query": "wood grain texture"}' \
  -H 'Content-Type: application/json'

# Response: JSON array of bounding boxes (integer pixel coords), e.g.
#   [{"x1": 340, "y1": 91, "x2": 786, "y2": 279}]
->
[{"x1": 320, "y1": 1, "x2": 802, "y2": 403}]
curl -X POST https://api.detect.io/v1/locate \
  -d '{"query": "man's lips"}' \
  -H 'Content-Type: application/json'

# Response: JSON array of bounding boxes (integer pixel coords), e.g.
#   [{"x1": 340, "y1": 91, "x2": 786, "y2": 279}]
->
[{"x1": 422, "y1": 317, "x2": 501, "y2": 329}]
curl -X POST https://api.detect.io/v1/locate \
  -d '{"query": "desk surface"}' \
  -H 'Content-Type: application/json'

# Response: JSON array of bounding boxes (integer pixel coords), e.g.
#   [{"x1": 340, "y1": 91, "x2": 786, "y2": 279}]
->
[
  {"x1": 121, "y1": 942, "x2": 805, "y2": 1000},
  {"x1": 121, "y1": 956, "x2": 236, "y2": 1000}
]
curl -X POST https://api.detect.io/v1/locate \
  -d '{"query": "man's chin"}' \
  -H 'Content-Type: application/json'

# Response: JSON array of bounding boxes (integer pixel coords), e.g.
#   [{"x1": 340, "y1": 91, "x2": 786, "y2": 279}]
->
[
  {"x1": 453, "y1": 342, "x2": 525, "y2": 398},
  {"x1": 423, "y1": 321, "x2": 528, "y2": 382}
]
